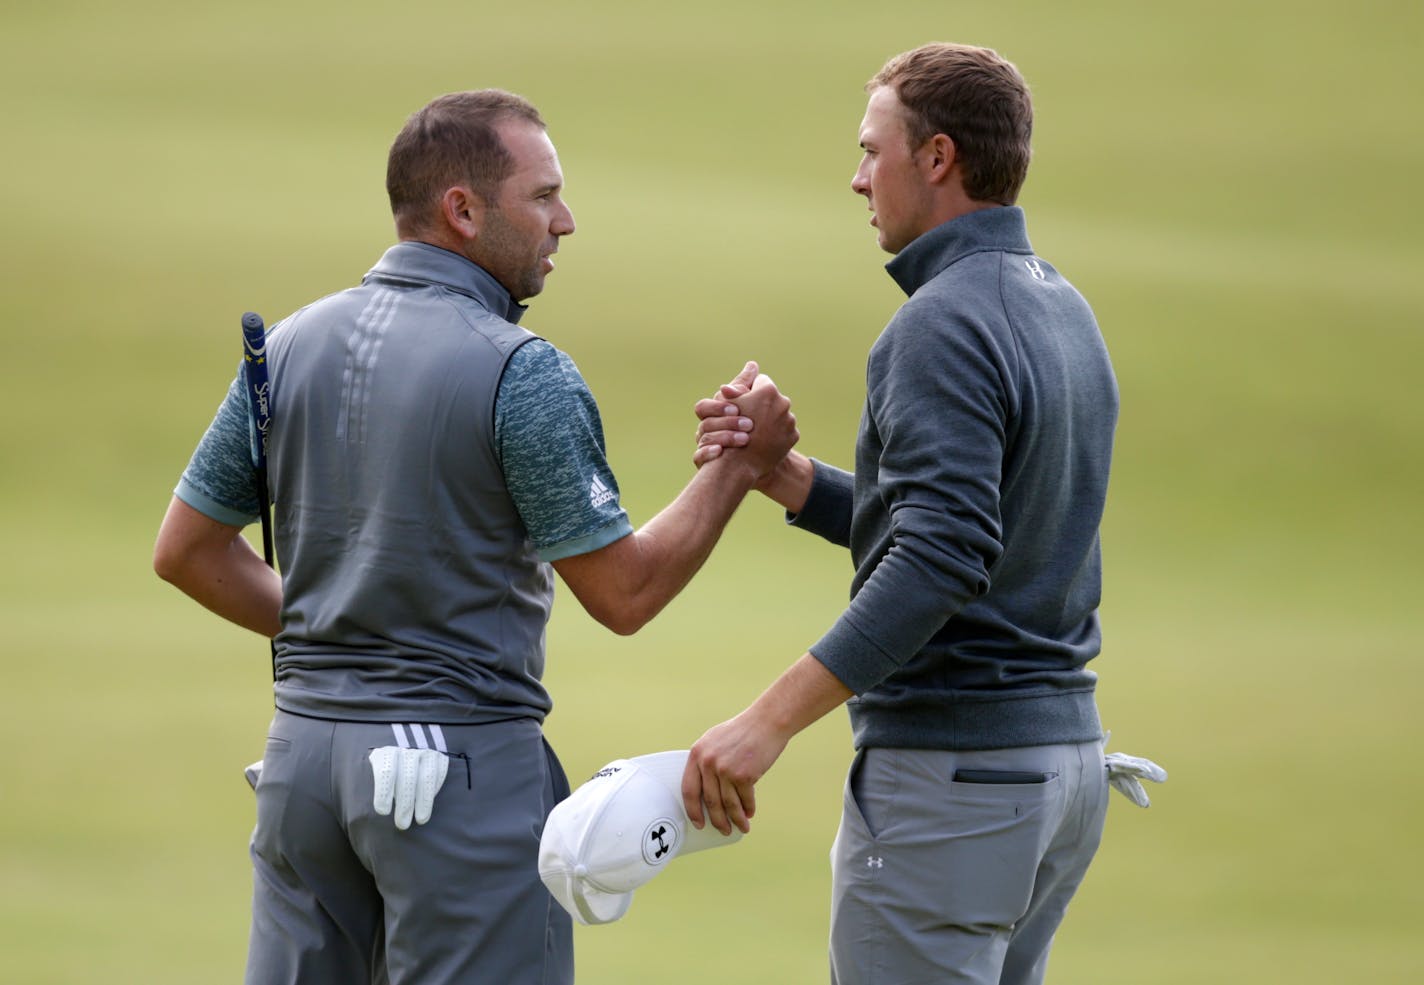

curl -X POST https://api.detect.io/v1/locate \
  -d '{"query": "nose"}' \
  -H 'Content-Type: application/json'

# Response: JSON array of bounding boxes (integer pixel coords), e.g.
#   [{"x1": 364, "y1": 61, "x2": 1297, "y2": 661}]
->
[
  {"x1": 554, "y1": 200, "x2": 576, "y2": 237},
  {"x1": 850, "y1": 160, "x2": 870, "y2": 197}
]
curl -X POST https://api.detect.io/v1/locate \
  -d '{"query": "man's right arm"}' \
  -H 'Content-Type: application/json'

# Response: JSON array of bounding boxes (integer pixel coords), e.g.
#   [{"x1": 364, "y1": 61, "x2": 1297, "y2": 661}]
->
[
  {"x1": 498, "y1": 349, "x2": 798, "y2": 635},
  {"x1": 551, "y1": 370, "x2": 796, "y2": 633},
  {"x1": 551, "y1": 453, "x2": 763, "y2": 634}
]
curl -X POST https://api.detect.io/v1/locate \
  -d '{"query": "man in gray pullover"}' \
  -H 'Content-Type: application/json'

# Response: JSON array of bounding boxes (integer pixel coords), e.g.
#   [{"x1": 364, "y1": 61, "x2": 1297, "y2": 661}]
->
[{"x1": 683, "y1": 44, "x2": 1120, "y2": 985}]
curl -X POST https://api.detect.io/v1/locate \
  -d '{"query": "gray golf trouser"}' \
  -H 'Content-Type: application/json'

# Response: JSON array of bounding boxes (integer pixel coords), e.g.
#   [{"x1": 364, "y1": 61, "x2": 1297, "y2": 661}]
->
[
  {"x1": 245, "y1": 711, "x2": 573, "y2": 985},
  {"x1": 829, "y1": 741, "x2": 1108, "y2": 985}
]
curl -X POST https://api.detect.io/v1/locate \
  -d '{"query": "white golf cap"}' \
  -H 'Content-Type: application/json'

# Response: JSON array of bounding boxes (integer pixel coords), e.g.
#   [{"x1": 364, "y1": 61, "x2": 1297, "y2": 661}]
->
[{"x1": 538, "y1": 750, "x2": 742, "y2": 925}]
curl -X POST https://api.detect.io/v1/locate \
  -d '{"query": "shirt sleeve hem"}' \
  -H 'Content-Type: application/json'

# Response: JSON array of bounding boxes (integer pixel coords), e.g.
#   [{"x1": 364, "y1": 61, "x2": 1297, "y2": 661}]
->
[
  {"x1": 787, "y1": 459, "x2": 854, "y2": 545},
  {"x1": 811, "y1": 617, "x2": 903, "y2": 696},
  {"x1": 536, "y1": 515, "x2": 634, "y2": 563},
  {"x1": 175, "y1": 478, "x2": 257, "y2": 527}
]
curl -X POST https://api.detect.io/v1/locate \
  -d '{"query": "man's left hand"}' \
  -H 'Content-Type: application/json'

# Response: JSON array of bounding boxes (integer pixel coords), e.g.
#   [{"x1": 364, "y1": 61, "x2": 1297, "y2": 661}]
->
[
  {"x1": 682, "y1": 654, "x2": 854, "y2": 836},
  {"x1": 681, "y1": 709, "x2": 790, "y2": 836}
]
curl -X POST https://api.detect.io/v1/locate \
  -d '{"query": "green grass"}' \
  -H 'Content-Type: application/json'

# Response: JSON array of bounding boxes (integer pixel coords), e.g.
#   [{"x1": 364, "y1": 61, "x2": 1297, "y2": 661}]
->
[{"x1": 2, "y1": 0, "x2": 1422, "y2": 981}]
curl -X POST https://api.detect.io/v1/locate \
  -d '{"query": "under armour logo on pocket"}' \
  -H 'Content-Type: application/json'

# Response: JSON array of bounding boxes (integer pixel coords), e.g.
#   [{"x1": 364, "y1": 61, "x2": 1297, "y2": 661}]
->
[{"x1": 866, "y1": 856, "x2": 884, "y2": 869}]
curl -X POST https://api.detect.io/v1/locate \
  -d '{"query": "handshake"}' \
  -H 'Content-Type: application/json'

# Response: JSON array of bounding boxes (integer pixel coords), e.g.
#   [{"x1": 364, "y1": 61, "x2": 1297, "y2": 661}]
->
[{"x1": 689, "y1": 360, "x2": 800, "y2": 490}]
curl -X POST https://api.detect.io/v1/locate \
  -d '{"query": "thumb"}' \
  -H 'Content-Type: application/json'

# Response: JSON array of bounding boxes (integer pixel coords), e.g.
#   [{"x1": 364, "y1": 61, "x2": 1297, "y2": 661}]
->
[{"x1": 729, "y1": 360, "x2": 759, "y2": 391}]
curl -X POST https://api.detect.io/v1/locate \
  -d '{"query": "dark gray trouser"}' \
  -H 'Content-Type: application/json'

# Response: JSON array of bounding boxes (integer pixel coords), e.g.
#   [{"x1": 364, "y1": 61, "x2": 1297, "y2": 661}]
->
[
  {"x1": 244, "y1": 711, "x2": 573, "y2": 985},
  {"x1": 829, "y1": 741, "x2": 1108, "y2": 985}
]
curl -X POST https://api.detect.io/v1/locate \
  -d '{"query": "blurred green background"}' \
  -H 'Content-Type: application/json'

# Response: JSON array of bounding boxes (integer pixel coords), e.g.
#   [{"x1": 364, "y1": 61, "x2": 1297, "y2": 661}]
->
[{"x1": 3, "y1": 0, "x2": 1420, "y2": 982}]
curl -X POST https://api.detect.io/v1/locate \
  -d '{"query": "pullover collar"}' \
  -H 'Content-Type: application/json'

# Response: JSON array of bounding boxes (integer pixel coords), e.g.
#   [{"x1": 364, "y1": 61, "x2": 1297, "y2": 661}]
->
[
  {"x1": 885, "y1": 205, "x2": 1034, "y2": 298},
  {"x1": 364, "y1": 241, "x2": 528, "y2": 324}
]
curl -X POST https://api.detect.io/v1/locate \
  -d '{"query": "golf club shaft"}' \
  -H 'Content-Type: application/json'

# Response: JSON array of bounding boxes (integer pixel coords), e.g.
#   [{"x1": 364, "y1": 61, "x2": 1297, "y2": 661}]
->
[{"x1": 241, "y1": 312, "x2": 277, "y2": 680}]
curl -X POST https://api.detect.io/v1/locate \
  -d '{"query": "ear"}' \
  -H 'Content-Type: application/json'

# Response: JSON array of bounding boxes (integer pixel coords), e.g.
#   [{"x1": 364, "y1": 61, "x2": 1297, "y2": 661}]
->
[
  {"x1": 920, "y1": 133, "x2": 957, "y2": 186},
  {"x1": 439, "y1": 185, "x2": 488, "y2": 240}
]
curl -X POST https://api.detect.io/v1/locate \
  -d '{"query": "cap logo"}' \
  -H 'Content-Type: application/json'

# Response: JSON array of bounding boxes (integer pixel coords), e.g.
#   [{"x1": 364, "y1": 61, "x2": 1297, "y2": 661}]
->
[{"x1": 642, "y1": 817, "x2": 678, "y2": 865}]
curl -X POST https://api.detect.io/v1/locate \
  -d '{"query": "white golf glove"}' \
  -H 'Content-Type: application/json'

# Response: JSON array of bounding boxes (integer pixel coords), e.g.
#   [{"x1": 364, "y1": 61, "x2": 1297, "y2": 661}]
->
[
  {"x1": 1104, "y1": 749, "x2": 1168, "y2": 808},
  {"x1": 369, "y1": 746, "x2": 450, "y2": 829}
]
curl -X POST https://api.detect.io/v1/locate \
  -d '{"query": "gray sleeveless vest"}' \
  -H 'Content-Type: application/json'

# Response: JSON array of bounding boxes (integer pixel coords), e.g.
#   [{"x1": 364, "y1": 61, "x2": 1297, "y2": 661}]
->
[{"x1": 265, "y1": 242, "x2": 555, "y2": 723}]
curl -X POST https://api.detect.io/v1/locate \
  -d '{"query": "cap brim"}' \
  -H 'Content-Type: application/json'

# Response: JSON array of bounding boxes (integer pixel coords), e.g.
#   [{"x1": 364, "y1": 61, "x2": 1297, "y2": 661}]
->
[
  {"x1": 539, "y1": 791, "x2": 636, "y2": 926},
  {"x1": 550, "y1": 869, "x2": 633, "y2": 926},
  {"x1": 627, "y1": 750, "x2": 744, "y2": 855}
]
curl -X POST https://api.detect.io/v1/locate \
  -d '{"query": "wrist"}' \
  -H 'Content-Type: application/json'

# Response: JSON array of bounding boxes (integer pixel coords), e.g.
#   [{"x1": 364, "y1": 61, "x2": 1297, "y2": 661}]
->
[
  {"x1": 757, "y1": 452, "x2": 813, "y2": 513},
  {"x1": 701, "y1": 450, "x2": 761, "y2": 492}
]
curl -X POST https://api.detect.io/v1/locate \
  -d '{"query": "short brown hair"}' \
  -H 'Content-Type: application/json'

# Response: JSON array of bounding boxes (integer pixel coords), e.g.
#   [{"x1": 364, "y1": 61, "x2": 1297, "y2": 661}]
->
[
  {"x1": 869, "y1": 43, "x2": 1033, "y2": 205},
  {"x1": 386, "y1": 89, "x2": 545, "y2": 229}
]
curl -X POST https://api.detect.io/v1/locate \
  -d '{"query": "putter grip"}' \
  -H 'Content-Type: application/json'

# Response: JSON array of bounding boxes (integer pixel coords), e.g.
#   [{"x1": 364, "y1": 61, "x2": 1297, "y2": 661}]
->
[{"x1": 241, "y1": 312, "x2": 272, "y2": 465}]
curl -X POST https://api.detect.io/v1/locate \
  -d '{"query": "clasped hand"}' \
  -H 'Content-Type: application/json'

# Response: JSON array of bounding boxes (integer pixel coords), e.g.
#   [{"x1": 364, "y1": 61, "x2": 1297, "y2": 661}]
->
[{"x1": 691, "y1": 360, "x2": 797, "y2": 478}]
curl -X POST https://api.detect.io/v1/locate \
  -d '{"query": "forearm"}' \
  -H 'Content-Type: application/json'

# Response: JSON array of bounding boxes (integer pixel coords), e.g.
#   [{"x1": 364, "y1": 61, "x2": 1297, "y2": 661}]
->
[
  {"x1": 622, "y1": 454, "x2": 761, "y2": 618},
  {"x1": 191, "y1": 545, "x2": 280, "y2": 637},
  {"x1": 555, "y1": 454, "x2": 758, "y2": 634},
  {"x1": 746, "y1": 651, "x2": 854, "y2": 739},
  {"x1": 154, "y1": 498, "x2": 283, "y2": 638},
  {"x1": 161, "y1": 539, "x2": 282, "y2": 637},
  {"x1": 642, "y1": 451, "x2": 757, "y2": 560},
  {"x1": 558, "y1": 370, "x2": 796, "y2": 633}
]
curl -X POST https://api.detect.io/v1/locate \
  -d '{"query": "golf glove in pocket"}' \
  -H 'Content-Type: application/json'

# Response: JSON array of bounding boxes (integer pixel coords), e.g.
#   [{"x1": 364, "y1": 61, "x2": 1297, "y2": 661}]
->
[
  {"x1": 1104, "y1": 751, "x2": 1168, "y2": 808},
  {"x1": 369, "y1": 746, "x2": 450, "y2": 829}
]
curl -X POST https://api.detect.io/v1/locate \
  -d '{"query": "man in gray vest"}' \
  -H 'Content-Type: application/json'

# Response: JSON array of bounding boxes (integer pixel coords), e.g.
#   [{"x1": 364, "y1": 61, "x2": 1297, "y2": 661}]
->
[
  {"x1": 684, "y1": 44, "x2": 1119, "y2": 985},
  {"x1": 153, "y1": 89, "x2": 796, "y2": 985}
]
